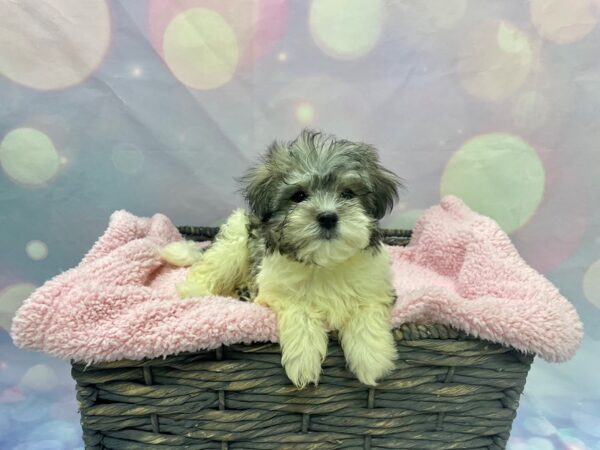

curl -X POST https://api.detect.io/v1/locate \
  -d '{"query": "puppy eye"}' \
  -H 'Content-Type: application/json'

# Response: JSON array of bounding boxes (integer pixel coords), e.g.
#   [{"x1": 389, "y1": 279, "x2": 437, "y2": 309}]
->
[
  {"x1": 291, "y1": 190, "x2": 308, "y2": 203},
  {"x1": 341, "y1": 189, "x2": 355, "y2": 199}
]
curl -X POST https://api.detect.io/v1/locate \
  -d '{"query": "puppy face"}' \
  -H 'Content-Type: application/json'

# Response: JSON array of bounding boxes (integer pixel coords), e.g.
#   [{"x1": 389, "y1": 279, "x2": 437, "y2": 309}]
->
[{"x1": 242, "y1": 130, "x2": 402, "y2": 266}]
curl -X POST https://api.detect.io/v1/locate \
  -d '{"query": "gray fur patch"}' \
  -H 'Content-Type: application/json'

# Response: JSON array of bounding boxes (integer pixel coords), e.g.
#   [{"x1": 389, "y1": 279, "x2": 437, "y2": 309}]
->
[{"x1": 239, "y1": 129, "x2": 403, "y2": 264}]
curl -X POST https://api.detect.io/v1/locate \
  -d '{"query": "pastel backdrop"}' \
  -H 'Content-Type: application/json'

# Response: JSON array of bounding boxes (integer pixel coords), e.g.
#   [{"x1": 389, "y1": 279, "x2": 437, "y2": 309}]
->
[{"x1": 0, "y1": 1, "x2": 598, "y2": 449}]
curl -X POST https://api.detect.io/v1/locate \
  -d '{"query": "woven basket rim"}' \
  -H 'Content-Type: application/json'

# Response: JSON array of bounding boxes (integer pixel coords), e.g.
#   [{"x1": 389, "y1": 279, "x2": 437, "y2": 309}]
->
[
  {"x1": 70, "y1": 323, "x2": 534, "y2": 369},
  {"x1": 177, "y1": 225, "x2": 413, "y2": 244}
]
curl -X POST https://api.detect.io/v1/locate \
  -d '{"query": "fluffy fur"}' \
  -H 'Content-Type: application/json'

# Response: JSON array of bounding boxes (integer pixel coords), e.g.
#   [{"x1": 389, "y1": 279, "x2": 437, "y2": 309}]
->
[
  {"x1": 162, "y1": 130, "x2": 403, "y2": 388},
  {"x1": 161, "y1": 210, "x2": 254, "y2": 299}
]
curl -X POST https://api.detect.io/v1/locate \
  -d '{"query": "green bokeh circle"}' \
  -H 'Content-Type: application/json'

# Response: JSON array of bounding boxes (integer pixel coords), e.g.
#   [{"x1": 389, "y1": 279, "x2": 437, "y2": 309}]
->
[{"x1": 440, "y1": 133, "x2": 545, "y2": 233}]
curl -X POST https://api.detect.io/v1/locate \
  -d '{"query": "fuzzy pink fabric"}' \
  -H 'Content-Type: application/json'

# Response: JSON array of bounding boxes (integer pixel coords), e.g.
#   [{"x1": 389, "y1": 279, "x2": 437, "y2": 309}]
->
[{"x1": 11, "y1": 196, "x2": 582, "y2": 364}]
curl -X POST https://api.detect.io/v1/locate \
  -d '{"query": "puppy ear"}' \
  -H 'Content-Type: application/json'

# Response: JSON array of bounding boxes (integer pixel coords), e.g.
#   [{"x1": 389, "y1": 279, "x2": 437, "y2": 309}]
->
[
  {"x1": 239, "y1": 142, "x2": 281, "y2": 221},
  {"x1": 240, "y1": 166, "x2": 273, "y2": 221},
  {"x1": 370, "y1": 165, "x2": 403, "y2": 220}
]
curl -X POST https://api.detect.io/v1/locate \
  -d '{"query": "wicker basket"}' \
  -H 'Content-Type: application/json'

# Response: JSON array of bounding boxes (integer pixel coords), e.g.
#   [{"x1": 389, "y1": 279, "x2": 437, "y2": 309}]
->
[{"x1": 71, "y1": 227, "x2": 534, "y2": 450}]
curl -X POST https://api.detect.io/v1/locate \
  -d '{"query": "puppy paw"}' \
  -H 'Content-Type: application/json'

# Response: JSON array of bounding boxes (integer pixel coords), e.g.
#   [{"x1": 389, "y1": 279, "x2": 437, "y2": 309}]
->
[
  {"x1": 340, "y1": 314, "x2": 398, "y2": 385},
  {"x1": 282, "y1": 351, "x2": 323, "y2": 389},
  {"x1": 351, "y1": 348, "x2": 397, "y2": 386}
]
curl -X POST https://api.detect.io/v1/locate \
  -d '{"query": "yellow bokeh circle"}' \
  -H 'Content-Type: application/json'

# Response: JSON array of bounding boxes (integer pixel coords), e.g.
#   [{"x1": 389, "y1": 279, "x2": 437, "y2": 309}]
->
[
  {"x1": 530, "y1": 0, "x2": 599, "y2": 44},
  {"x1": 458, "y1": 21, "x2": 533, "y2": 102},
  {"x1": 163, "y1": 8, "x2": 239, "y2": 90},
  {"x1": 310, "y1": 0, "x2": 384, "y2": 60},
  {"x1": 0, "y1": 128, "x2": 60, "y2": 186},
  {"x1": 0, "y1": 0, "x2": 110, "y2": 90},
  {"x1": 440, "y1": 133, "x2": 545, "y2": 233}
]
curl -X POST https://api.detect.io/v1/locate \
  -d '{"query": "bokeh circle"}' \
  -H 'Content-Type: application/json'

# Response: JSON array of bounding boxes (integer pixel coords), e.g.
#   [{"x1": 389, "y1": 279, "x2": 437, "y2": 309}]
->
[
  {"x1": 295, "y1": 102, "x2": 316, "y2": 125},
  {"x1": 583, "y1": 259, "x2": 600, "y2": 308},
  {"x1": 440, "y1": 133, "x2": 545, "y2": 233},
  {"x1": 163, "y1": 8, "x2": 239, "y2": 90},
  {"x1": 0, "y1": 128, "x2": 60, "y2": 186},
  {"x1": 458, "y1": 21, "x2": 533, "y2": 102},
  {"x1": 149, "y1": 0, "x2": 288, "y2": 71},
  {"x1": 0, "y1": 283, "x2": 36, "y2": 331},
  {"x1": 310, "y1": 0, "x2": 384, "y2": 59},
  {"x1": 19, "y1": 364, "x2": 59, "y2": 394},
  {"x1": 26, "y1": 240, "x2": 48, "y2": 261},
  {"x1": 530, "y1": 0, "x2": 600, "y2": 44},
  {"x1": 0, "y1": 0, "x2": 110, "y2": 90}
]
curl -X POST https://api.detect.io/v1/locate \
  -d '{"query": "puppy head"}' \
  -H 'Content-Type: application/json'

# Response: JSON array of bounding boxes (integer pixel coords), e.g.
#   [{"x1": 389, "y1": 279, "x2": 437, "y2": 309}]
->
[{"x1": 241, "y1": 130, "x2": 403, "y2": 266}]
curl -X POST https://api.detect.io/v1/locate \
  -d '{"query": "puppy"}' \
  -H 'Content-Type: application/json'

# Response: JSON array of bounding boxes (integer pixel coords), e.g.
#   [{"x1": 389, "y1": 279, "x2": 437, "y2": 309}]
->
[{"x1": 161, "y1": 130, "x2": 402, "y2": 388}]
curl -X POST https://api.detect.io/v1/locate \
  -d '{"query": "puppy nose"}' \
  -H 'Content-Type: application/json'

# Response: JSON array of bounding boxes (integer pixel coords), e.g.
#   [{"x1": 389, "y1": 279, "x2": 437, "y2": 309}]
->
[{"x1": 317, "y1": 212, "x2": 338, "y2": 230}]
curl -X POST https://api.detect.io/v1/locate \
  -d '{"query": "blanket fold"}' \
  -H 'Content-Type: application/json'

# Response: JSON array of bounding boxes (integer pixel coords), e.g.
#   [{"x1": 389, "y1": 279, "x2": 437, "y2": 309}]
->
[{"x1": 11, "y1": 196, "x2": 582, "y2": 364}]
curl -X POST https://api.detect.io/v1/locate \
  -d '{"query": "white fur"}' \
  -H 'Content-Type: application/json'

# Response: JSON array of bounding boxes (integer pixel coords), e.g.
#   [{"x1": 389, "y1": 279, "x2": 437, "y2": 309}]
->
[
  {"x1": 162, "y1": 208, "x2": 397, "y2": 388},
  {"x1": 173, "y1": 210, "x2": 252, "y2": 298},
  {"x1": 255, "y1": 248, "x2": 397, "y2": 387},
  {"x1": 160, "y1": 240, "x2": 203, "y2": 267}
]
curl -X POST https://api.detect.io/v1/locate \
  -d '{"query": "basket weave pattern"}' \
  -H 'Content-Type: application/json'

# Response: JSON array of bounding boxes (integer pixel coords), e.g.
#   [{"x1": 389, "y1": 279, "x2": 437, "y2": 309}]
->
[{"x1": 71, "y1": 228, "x2": 533, "y2": 449}]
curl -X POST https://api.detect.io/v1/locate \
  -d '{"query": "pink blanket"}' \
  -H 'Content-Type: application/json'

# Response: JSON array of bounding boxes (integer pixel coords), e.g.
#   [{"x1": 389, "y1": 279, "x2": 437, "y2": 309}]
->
[{"x1": 11, "y1": 196, "x2": 582, "y2": 364}]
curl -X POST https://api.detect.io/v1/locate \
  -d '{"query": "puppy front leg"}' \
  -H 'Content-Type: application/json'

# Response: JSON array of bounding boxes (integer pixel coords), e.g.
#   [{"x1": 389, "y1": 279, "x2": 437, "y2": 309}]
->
[
  {"x1": 174, "y1": 210, "x2": 250, "y2": 298},
  {"x1": 339, "y1": 302, "x2": 397, "y2": 386},
  {"x1": 276, "y1": 305, "x2": 328, "y2": 389}
]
